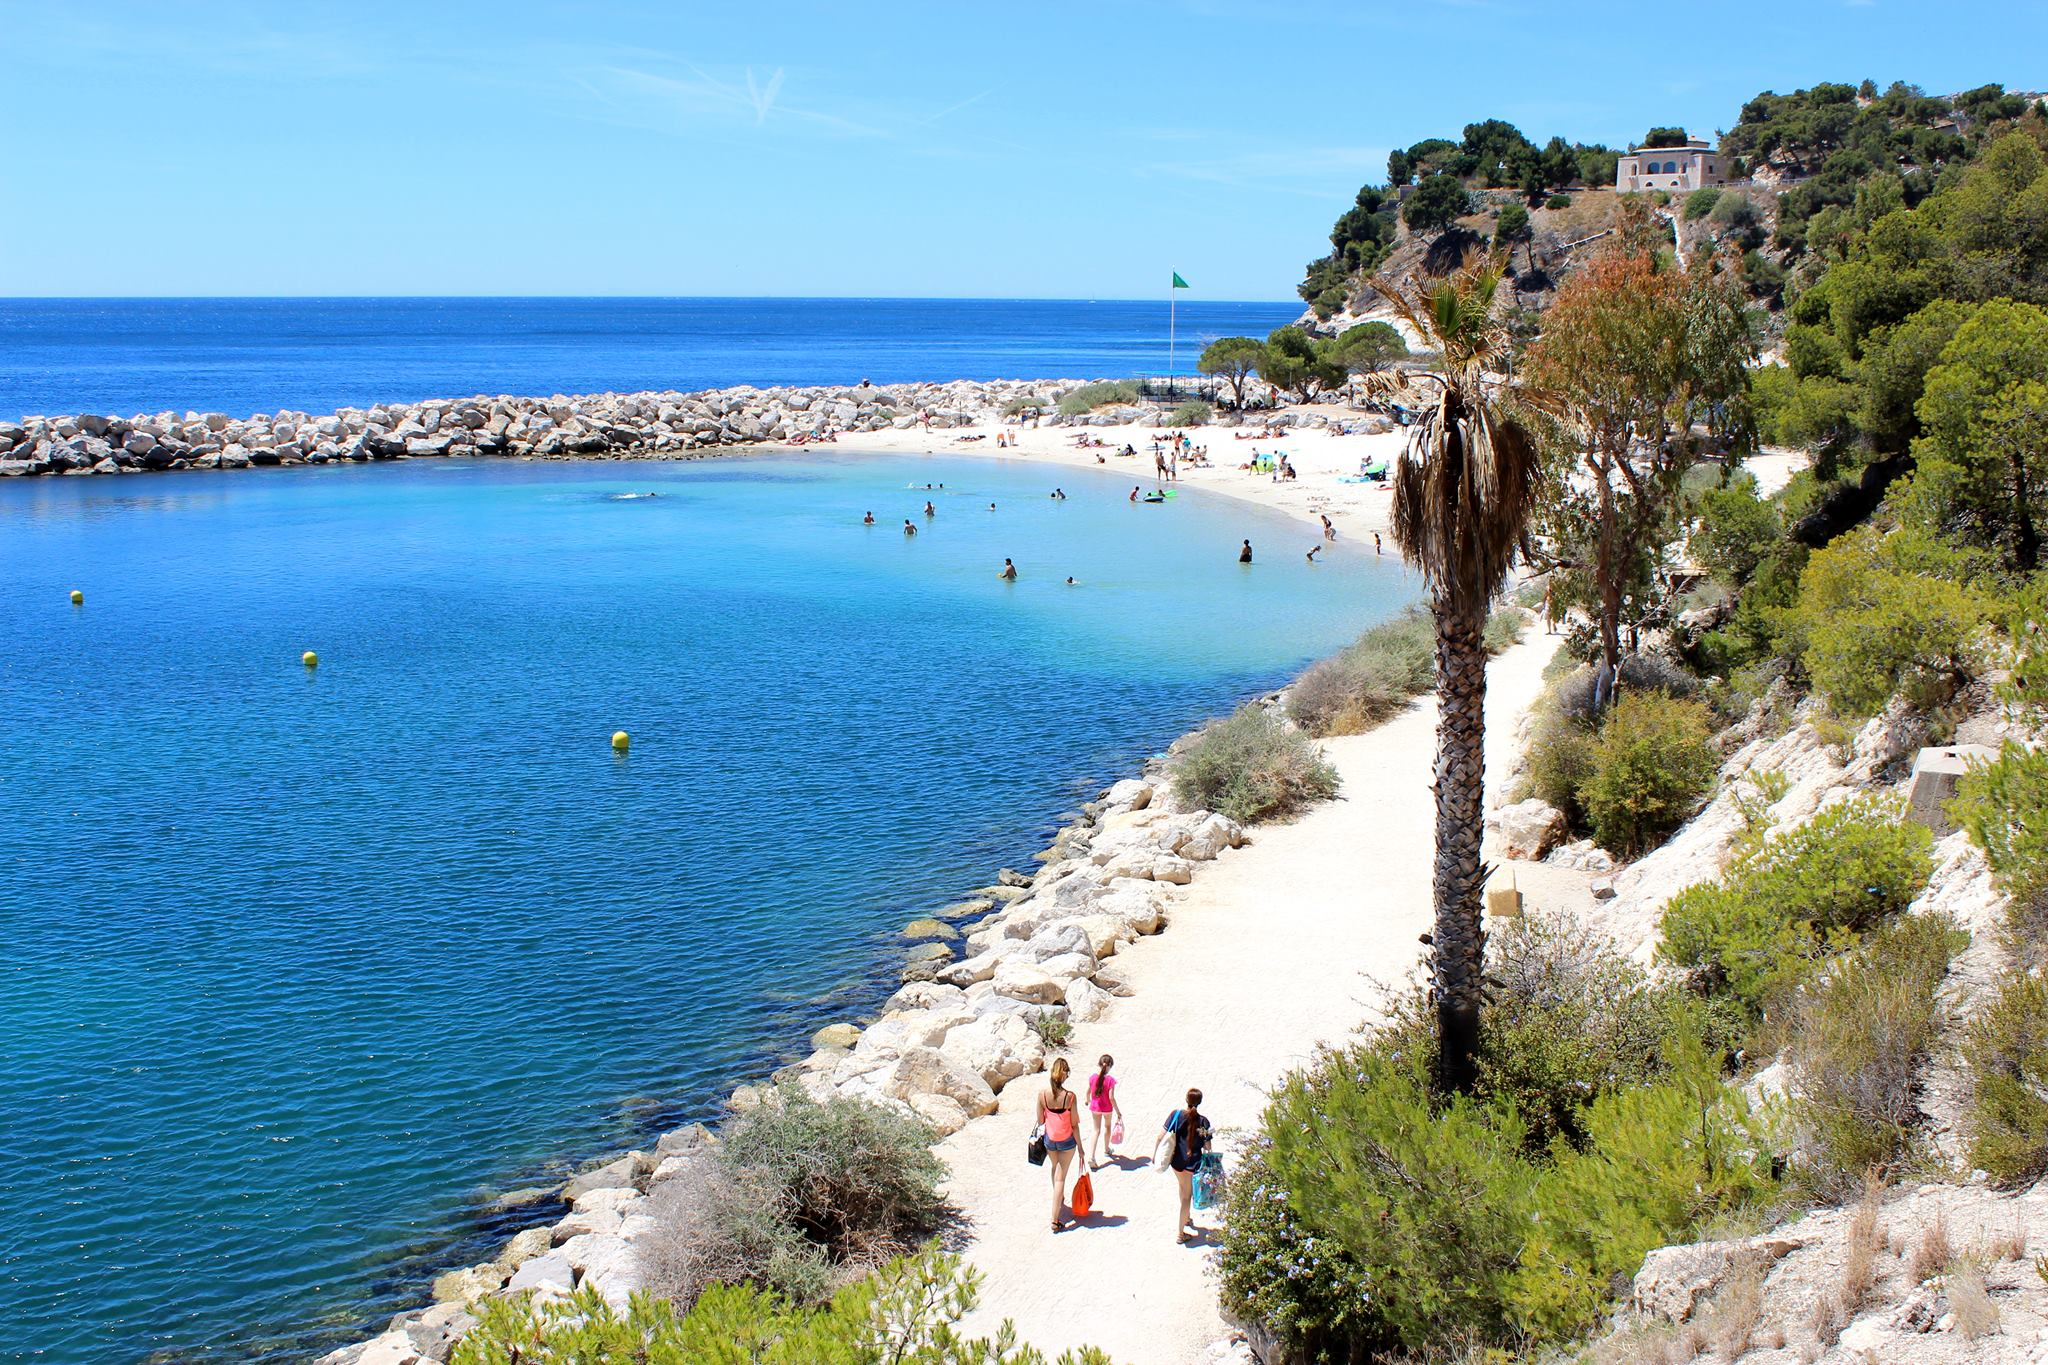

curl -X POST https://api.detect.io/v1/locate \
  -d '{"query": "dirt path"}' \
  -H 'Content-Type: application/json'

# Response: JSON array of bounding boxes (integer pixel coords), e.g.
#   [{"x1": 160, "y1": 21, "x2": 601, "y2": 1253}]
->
[{"x1": 937, "y1": 630, "x2": 1581, "y2": 1364}]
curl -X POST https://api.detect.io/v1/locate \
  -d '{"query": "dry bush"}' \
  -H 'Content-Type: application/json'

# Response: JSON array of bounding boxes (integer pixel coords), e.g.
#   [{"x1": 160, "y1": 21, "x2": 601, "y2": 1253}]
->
[
  {"x1": 1910, "y1": 1211, "x2": 1951, "y2": 1282},
  {"x1": 1816, "y1": 1173, "x2": 1886, "y2": 1345},
  {"x1": 1702, "y1": 1253, "x2": 1766, "y2": 1358},
  {"x1": 1985, "y1": 1222, "x2": 2029, "y2": 1262},
  {"x1": 1948, "y1": 1260, "x2": 2000, "y2": 1340}
]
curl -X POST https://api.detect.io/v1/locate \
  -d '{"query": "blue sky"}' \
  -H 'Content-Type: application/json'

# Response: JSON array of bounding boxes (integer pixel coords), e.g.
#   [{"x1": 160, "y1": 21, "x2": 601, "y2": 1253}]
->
[{"x1": 3, "y1": 1, "x2": 2042, "y2": 300}]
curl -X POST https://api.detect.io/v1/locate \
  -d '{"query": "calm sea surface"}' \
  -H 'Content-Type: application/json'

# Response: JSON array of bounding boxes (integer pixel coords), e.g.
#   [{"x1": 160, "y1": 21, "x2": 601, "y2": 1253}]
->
[
  {"x1": 0, "y1": 451, "x2": 1416, "y2": 1362},
  {"x1": 0, "y1": 297, "x2": 1303, "y2": 422}
]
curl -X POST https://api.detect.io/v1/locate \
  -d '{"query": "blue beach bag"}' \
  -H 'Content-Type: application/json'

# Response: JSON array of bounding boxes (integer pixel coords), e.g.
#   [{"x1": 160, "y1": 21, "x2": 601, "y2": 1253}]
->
[{"x1": 1192, "y1": 1151, "x2": 1226, "y2": 1210}]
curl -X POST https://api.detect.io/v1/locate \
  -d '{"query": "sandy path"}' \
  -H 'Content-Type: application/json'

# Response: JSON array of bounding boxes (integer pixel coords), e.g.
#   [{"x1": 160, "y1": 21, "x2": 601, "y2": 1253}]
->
[{"x1": 936, "y1": 629, "x2": 1579, "y2": 1365}]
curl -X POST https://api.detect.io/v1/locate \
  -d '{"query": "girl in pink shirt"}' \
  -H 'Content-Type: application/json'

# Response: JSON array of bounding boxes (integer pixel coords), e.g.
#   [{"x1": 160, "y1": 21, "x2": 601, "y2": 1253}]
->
[{"x1": 1085, "y1": 1053, "x2": 1123, "y2": 1170}]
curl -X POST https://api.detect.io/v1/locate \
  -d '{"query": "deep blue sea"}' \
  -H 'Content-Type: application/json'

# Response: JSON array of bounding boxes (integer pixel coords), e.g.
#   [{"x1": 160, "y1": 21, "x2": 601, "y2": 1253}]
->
[
  {"x1": 0, "y1": 447, "x2": 1416, "y2": 1363},
  {"x1": 0, "y1": 297, "x2": 1303, "y2": 422}
]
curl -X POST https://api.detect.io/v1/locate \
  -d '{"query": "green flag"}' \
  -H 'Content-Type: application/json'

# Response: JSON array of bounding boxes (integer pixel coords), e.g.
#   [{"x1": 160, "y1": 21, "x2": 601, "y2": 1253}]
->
[{"x1": 1171, "y1": 272, "x2": 1189, "y2": 289}]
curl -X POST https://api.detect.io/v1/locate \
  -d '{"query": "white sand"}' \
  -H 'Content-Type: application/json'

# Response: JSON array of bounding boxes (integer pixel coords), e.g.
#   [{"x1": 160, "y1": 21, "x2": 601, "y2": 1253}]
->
[
  {"x1": 935, "y1": 629, "x2": 1580, "y2": 1365},
  {"x1": 837, "y1": 405, "x2": 1410, "y2": 548}
]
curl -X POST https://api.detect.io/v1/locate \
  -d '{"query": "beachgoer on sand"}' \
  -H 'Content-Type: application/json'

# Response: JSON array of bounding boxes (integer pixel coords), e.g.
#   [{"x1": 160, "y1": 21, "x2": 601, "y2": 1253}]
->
[
  {"x1": 1037, "y1": 1058, "x2": 1081, "y2": 1231},
  {"x1": 999, "y1": 558, "x2": 1017, "y2": 581},
  {"x1": 1156, "y1": 1087, "x2": 1214, "y2": 1244},
  {"x1": 1238, "y1": 539, "x2": 1253, "y2": 564},
  {"x1": 1085, "y1": 1054, "x2": 1123, "y2": 1170}
]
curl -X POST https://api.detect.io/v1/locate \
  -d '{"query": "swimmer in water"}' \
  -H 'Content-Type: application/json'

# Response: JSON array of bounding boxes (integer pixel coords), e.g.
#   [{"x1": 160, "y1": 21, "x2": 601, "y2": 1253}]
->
[
  {"x1": 1306, "y1": 544, "x2": 1322, "y2": 563},
  {"x1": 989, "y1": 502, "x2": 997, "y2": 511},
  {"x1": 1065, "y1": 576, "x2": 1077, "y2": 586},
  {"x1": 924, "y1": 501, "x2": 936, "y2": 517},
  {"x1": 1320, "y1": 514, "x2": 1336, "y2": 541},
  {"x1": 1239, "y1": 539, "x2": 1253, "y2": 564},
  {"x1": 863, "y1": 511, "x2": 875, "y2": 525},
  {"x1": 904, "y1": 520, "x2": 917, "y2": 536},
  {"x1": 1129, "y1": 486, "x2": 1140, "y2": 503},
  {"x1": 1000, "y1": 558, "x2": 1018, "y2": 581}
]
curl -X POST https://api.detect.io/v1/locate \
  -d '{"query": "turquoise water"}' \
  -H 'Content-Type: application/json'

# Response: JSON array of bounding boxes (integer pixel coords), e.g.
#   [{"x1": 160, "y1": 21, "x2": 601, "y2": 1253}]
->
[{"x1": 0, "y1": 453, "x2": 1414, "y2": 1363}]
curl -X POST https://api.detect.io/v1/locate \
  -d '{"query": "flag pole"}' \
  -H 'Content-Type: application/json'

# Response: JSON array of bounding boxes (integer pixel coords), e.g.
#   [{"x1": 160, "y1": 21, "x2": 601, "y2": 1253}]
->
[{"x1": 1168, "y1": 272, "x2": 1177, "y2": 394}]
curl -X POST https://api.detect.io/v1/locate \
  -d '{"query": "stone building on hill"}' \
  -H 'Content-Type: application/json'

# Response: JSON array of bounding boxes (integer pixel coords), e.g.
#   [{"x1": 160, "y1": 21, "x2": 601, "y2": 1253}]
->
[{"x1": 1616, "y1": 137, "x2": 1732, "y2": 193}]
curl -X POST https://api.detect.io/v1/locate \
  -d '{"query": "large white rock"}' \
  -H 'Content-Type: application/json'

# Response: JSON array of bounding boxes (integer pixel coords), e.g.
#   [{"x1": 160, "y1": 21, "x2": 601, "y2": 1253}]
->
[
  {"x1": 939, "y1": 1012, "x2": 1046, "y2": 1089},
  {"x1": 1181, "y1": 812, "x2": 1246, "y2": 862},
  {"x1": 992, "y1": 960, "x2": 1066, "y2": 1004},
  {"x1": 505, "y1": 1251, "x2": 575, "y2": 1298},
  {"x1": 854, "y1": 1007, "x2": 972, "y2": 1058},
  {"x1": 882, "y1": 1046, "x2": 999, "y2": 1116},
  {"x1": 559, "y1": 1233, "x2": 643, "y2": 1307},
  {"x1": 1104, "y1": 778, "x2": 1152, "y2": 810},
  {"x1": 1065, "y1": 978, "x2": 1112, "y2": 1022},
  {"x1": 909, "y1": 1092, "x2": 971, "y2": 1135},
  {"x1": 1487, "y1": 798, "x2": 1568, "y2": 860}
]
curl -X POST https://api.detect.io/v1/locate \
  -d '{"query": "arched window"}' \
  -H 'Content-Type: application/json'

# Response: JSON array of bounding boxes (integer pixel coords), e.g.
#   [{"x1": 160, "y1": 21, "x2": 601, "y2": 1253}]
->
[{"x1": 1663, "y1": 160, "x2": 1679, "y2": 174}]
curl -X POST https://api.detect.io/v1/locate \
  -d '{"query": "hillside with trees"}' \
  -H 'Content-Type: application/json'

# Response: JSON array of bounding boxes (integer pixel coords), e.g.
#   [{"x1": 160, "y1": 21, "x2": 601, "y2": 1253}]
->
[{"x1": 1297, "y1": 83, "x2": 2045, "y2": 328}]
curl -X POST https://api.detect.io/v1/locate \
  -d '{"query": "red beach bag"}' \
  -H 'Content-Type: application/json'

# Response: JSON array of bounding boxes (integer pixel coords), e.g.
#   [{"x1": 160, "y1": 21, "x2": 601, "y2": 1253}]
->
[{"x1": 1071, "y1": 1170, "x2": 1094, "y2": 1219}]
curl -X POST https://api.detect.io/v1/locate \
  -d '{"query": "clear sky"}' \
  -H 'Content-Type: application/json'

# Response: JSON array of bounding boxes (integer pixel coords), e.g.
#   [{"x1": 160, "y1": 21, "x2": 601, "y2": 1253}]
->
[{"x1": 3, "y1": 1, "x2": 2042, "y2": 300}]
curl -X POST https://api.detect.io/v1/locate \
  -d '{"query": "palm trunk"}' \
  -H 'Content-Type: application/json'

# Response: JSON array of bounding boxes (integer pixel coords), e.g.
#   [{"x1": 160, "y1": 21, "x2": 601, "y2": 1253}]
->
[{"x1": 1431, "y1": 603, "x2": 1490, "y2": 1095}]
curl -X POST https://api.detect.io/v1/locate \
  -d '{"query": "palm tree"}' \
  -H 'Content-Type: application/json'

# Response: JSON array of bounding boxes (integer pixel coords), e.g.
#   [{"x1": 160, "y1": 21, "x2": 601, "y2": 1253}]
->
[{"x1": 1366, "y1": 251, "x2": 1543, "y2": 1095}]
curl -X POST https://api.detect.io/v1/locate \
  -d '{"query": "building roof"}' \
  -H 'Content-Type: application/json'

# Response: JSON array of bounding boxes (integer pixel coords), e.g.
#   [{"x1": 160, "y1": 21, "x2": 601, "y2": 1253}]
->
[{"x1": 1625, "y1": 139, "x2": 1713, "y2": 156}]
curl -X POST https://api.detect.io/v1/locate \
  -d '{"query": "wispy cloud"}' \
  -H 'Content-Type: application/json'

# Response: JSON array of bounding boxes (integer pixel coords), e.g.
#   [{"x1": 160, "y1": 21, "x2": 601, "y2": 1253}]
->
[{"x1": 573, "y1": 63, "x2": 892, "y2": 140}]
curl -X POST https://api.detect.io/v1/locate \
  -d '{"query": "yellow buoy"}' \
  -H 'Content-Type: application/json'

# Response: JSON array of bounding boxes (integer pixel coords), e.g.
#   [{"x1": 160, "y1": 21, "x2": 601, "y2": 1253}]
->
[
  {"x1": 69, "y1": 589, "x2": 83, "y2": 605},
  {"x1": 611, "y1": 730, "x2": 631, "y2": 752},
  {"x1": 302, "y1": 650, "x2": 319, "y2": 668}
]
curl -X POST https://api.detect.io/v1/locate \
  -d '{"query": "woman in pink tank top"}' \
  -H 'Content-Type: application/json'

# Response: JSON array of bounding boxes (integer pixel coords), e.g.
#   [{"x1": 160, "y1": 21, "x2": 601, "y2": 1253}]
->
[{"x1": 1036, "y1": 1058, "x2": 1080, "y2": 1232}]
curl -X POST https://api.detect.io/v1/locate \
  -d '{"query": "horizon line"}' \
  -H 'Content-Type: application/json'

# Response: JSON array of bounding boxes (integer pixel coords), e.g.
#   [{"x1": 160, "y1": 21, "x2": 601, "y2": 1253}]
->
[{"x1": 0, "y1": 292, "x2": 1303, "y2": 307}]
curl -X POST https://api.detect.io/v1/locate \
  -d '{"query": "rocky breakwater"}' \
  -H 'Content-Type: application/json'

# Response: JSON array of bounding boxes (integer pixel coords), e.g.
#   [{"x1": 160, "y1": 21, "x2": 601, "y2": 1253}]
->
[
  {"x1": 320, "y1": 771, "x2": 1245, "y2": 1365},
  {"x1": 0, "y1": 378, "x2": 1370, "y2": 478}
]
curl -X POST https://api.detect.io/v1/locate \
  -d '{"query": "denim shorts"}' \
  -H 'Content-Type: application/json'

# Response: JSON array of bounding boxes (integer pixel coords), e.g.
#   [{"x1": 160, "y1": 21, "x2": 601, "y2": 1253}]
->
[{"x1": 1045, "y1": 1135, "x2": 1077, "y2": 1152}]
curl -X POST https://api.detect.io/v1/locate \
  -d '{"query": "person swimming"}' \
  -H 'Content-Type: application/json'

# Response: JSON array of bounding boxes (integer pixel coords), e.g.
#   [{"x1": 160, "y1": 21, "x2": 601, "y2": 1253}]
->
[
  {"x1": 1239, "y1": 539, "x2": 1253, "y2": 564},
  {"x1": 999, "y1": 558, "x2": 1018, "y2": 581},
  {"x1": 904, "y1": 520, "x2": 917, "y2": 536},
  {"x1": 863, "y1": 511, "x2": 875, "y2": 525},
  {"x1": 1065, "y1": 575, "x2": 1077, "y2": 586},
  {"x1": 989, "y1": 502, "x2": 997, "y2": 511},
  {"x1": 1306, "y1": 544, "x2": 1322, "y2": 563},
  {"x1": 924, "y1": 501, "x2": 936, "y2": 517}
]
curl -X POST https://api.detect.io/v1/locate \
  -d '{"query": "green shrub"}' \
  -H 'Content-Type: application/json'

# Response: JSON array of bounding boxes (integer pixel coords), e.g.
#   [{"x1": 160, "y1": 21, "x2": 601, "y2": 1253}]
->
[
  {"x1": 454, "y1": 1250, "x2": 1113, "y2": 1365},
  {"x1": 999, "y1": 395, "x2": 1048, "y2": 417},
  {"x1": 1258, "y1": 1047, "x2": 1537, "y2": 1354},
  {"x1": 1289, "y1": 610, "x2": 1525, "y2": 738},
  {"x1": 1510, "y1": 1065, "x2": 1783, "y2": 1340},
  {"x1": 1954, "y1": 742, "x2": 2048, "y2": 958},
  {"x1": 1167, "y1": 399, "x2": 1211, "y2": 427},
  {"x1": 1784, "y1": 525, "x2": 1991, "y2": 716},
  {"x1": 1694, "y1": 483, "x2": 1782, "y2": 587},
  {"x1": 1473, "y1": 913, "x2": 1677, "y2": 1148},
  {"x1": 1055, "y1": 380, "x2": 1139, "y2": 417},
  {"x1": 1658, "y1": 793, "x2": 1936, "y2": 1019},
  {"x1": 1962, "y1": 969, "x2": 2048, "y2": 1185},
  {"x1": 1545, "y1": 193, "x2": 1573, "y2": 210},
  {"x1": 1582, "y1": 692, "x2": 1718, "y2": 855},
  {"x1": 1684, "y1": 186, "x2": 1724, "y2": 218},
  {"x1": 1526, "y1": 710, "x2": 1597, "y2": 828},
  {"x1": 1217, "y1": 1137, "x2": 1380, "y2": 1360},
  {"x1": 1171, "y1": 703, "x2": 1338, "y2": 823},
  {"x1": 1288, "y1": 610, "x2": 1433, "y2": 736},
  {"x1": 1791, "y1": 914, "x2": 1964, "y2": 1192},
  {"x1": 1233, "y1": 1034, "x2": 1781, "y2": 1358},
  {"x1": 1028, "y1": 1009, "x2": 1072, "y2": 1049},
  {"x1": 642, "y1": 1088, "x2": 944, "y2": 1308}
]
